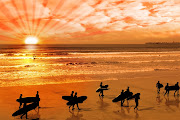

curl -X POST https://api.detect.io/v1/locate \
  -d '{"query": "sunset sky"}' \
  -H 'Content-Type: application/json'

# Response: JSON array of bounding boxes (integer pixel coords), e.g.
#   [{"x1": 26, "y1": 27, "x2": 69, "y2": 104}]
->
[{"x1": 0, "y1": 0, "x2": 180, "y2": 44}]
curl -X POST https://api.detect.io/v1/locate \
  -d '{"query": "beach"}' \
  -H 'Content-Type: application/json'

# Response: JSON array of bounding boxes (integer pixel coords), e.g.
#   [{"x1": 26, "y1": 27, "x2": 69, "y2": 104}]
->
[
  {"x1": 0, "y1": 70, "x2": 180, "y2": 120},
  {"x1": 0, "y1": 44, "x2": 180, "y2": 119}
]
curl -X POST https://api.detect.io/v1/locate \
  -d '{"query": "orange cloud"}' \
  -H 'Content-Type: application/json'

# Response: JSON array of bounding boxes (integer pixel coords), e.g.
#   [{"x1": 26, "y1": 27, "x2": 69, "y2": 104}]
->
[{"x1": 0, "y1": 0, "x2": 180, "y2": 44}]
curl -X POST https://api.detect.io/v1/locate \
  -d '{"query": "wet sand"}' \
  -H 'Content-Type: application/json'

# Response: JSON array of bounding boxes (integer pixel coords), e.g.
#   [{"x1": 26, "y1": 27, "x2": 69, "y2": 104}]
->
[{"x1": 0, "y1": 70, "x2": 180, "y2": 120}]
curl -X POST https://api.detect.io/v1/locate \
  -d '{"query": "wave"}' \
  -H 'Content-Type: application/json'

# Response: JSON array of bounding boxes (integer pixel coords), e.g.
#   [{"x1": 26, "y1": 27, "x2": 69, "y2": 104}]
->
[{"x1": 0, "y1": 52, "x2": 180, "y2": 59}]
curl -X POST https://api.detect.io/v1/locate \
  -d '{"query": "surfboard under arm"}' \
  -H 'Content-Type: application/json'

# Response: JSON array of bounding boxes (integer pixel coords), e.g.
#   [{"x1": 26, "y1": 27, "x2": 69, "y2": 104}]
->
[
  {"x1": 16, "y1": 97, "x2": 40, "y2": 103},
  {"x1": 12, "y1": 102, "x2": 38, "y2": 116}
]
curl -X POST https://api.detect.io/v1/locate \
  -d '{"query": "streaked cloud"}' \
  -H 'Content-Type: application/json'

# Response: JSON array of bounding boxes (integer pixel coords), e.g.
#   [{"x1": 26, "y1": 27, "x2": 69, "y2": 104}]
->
[{"x1": 0, "y1": 0, "x2": 179, "y2": 44}]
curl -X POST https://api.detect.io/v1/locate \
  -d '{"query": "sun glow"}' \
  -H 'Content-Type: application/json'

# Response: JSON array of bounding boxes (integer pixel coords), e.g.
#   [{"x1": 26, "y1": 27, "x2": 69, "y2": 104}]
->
[{"x1": 25, "y1": 36, "x2": 38, "y2": 44}]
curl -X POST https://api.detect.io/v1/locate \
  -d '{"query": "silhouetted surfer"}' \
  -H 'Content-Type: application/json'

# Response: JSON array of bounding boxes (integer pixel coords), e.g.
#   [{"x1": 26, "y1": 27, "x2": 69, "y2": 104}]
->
[
  {"x1": 164, "y1": 83, "x2": 169, "y2": 96},
  {"x1": 20, "y1": 102, "x2": 27, "y2": 119},
  {"x1": 69, "y1": 91, "x2": 74, "y2": 109},
  {"x1": 134, "y1": 93, "x2": 140, "y2": 110},
  {"x1": 125, "y1": 86, "x2": 131, "y2": 96},
  {"x1": 100, "y1": 82, "x2": 103, "y2": 88},
  {"x1": 36, "y1": 91, "x2": 40, "y2": 108},
  {"x1": 125, "y1": 87, "x2": 131, "y2": 105},
  {"x1": 19, "y1": 94, "x2": 23, "y2": 109},
  {"x1": 72, "y1": 92, "x2": 81, "y2": 110},
  {"x1": 174, "y1": 82, "x2": 179, "y2": 96},
  {"x1": 99, "y1": 82, "x2": 104, "y2": 97},
  {"x1": 126, "y1": 87, "x2": 130, "y2": 93},
  {"x1": 175, "y1": 82, "x2": 179, "y2": 87},
  {"x1": 156, "y1": 81, "x2": 162, "y2": 94},
  {"x1": 120, "y1": 90, "x2": 125, "y2": 106},
  {"x1": 71, "y1": 91, "x2": 74, "y2": 97},
  {"x1": 62, "y1": 92, "x2": 87, "y2": 111}
]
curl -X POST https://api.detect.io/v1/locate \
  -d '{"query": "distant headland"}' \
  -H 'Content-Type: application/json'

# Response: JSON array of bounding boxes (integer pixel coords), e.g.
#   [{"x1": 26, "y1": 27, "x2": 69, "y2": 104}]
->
[{"x1": 146, "y1": 42, "x2": 180, "y2": 45}]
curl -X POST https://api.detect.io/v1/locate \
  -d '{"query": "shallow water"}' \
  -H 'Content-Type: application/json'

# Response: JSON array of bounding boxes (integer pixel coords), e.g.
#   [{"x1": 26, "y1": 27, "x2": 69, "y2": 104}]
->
[{"x1": 0, "y1": 44, "x2": 180, "y2": 87}]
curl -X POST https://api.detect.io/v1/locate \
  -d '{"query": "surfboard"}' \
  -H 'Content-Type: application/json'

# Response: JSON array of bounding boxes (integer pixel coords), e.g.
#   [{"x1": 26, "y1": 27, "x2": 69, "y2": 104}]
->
[
  {"x1": 112, "y1": 92, "x2": 133, "y2": 102},
  {"x1": 101, "y1": 85, "x2": 108, "y2": 88},
  {"x1": 124, "y1": 92, "x2": 133, "y2": 98},
  {"x1": 62, "y1": 96, "x2": 72, "y2": 101},
  {"x1": 96, "y1": 87, "x2": 109, "y2": 92},
  {"x1": 168, "y1": 86, "x2": 179, "y2": 91},
  {"x1": 112, "y1": 94, "x2": 124, "y2": 102},
  {"x1": 77, "y1": 96, "x2": 87, "y2": 103},
  {"x1": 16, "y1": 97, "x2": 40, "y2": 103},
  {"x1": 127, "y1": 93, "x2": 140, "y2": 100},
  {"x1": 66, "y1": 96, "x2": 87, "y2": 105},
  {"x1": 12, "y1": 102, "x2": 38, "y2": 116},
  {"x1": 159, "y1": 84, "x2": 163, "y2": 88}
]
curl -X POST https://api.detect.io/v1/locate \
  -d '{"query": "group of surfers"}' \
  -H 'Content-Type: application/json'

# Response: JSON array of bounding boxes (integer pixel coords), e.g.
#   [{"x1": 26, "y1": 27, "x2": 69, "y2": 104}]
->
[
  {"x1": 70, "y1": 81, "x2": 179, "y2": 111},
  {"x1": 119, "y1": 87, "x2": 131, "y2": 106},
  {"x1": 66, "y1": 82, "x2": 140, "y2": 111},
  {"x1": 156, "y1": 81, "x2": 179, "y2": 96},
  {"x1": 14, "y1": 81, "x2": 180, "y2": 119},
  {"x1": 99, "y1": 82, "x2": 140, "y2": 110},
  {"x1": 18, "y1": 91, "x2": 40, "y2": 119},
  {"x1": 68, "y1": 91, "x2": 81, "y2": 110}
]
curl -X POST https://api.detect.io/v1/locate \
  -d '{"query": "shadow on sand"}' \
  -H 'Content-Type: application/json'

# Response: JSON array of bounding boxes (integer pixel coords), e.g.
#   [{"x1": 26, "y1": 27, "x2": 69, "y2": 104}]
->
[
  {"x1": 39, "y1": 107, "x2": 54, "y2": 109},
  {"x1": 96, "y1": 98, "x2": 110, "y2": 110},
  {"x1": 113, "y1": 106, "x2": 136, "y2": 119},
  {"x1": 156, "y1": 94, "x2": 163, "y2": 104},
  {"x1": 66, "y1": 111, "x2": 86, "y2": 120},
  {"x1": 156, "y1": 92, "x2": 180, "y2": 111},
  {"x1": 165, "y1": 96, "x2": 179, "y2": 107},
  {"x1": 105, "y1": 95, "x2": 116, "y2": 99},
  {"x1": 79, "y1": 108, "x2": 92, "y2": 111},
  {"x1": 21, "y1": 113, "x2": 40, "y2": 120},
  {"x1": 138, "y1": 107, "x2": 155, "y2": 111}
]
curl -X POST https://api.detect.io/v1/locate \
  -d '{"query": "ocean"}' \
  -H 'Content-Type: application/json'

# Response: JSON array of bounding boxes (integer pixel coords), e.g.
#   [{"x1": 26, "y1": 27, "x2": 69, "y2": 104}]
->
[{"x1": 0, "y1": 44, "x2": 180, "y2": 87}]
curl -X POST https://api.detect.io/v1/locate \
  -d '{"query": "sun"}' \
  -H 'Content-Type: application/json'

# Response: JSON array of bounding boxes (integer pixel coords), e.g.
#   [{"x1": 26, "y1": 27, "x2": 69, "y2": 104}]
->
[{"x1": 25, "y1": 36, "x2": 38, "y2": 44}]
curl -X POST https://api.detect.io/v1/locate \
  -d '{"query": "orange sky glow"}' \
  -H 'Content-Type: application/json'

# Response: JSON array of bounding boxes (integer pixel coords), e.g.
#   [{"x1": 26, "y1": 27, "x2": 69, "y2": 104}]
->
[{"x1": 0, "y1": 0, "x2": 180, "y2": 44}]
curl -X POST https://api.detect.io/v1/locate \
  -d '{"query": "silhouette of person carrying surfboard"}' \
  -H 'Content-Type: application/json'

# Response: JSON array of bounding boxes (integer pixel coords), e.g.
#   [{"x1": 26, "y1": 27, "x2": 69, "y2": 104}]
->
[
  {"x1": 19, "y1": 94, "x2": 23, "y2": 109},
  {"x1": 69, "y1": 91, "x2": 74, "y2": 109},
  {"x1": 99, "y1": 82, "x2": 104, "y2": 97},
  {"x1": 124, "y1": 86, "x2": 132, "y2": 96},
  {"x1": 20, "y1": 102, "x2": 28, "y2": 119},
  {"x1": 164, "y1": 82, "x2": 179, "y2": 96},
  {"x1": 72, "y1": 92, "x2": 81, "y2": 110},
  {"x1": 12, "y1": 92, "x2": 40, "y2": 119},
  {"x1": 120, "y1": 90, "x2": 125, "y2": 106},
  {"x1": 175, "y1": 82, "x2": 179, "y2": 87},
  {"x1": 164, "y1": 83, "x2": 169, "y2": 96},
  {"x1": 126, "y1": 87, "x2": 130, "y2": 93},
  {"x1": 62, "y1": 92, "x2": 87, "y2": 111},
  {"x1": 96, "y1": 82, "x2": 109, "y2": 98},
  {"x1": 156, "y1": 81, "x2": 163, "y2": 94},
  {"x1": 36, "y1": 91, "x2": 40, "y2": 108},
  {"x1": 124, "y1": 87, "x2": 132, "y2": 105},
  {"x1": 112, "y1": 87, "x2": 133, "y2": 106},
  {"x1": 134, "y1": 93, "x2": 140, "y2": 110},
  {"x1": 174, "y1": 82, "x2": 179, "y2": 96}
]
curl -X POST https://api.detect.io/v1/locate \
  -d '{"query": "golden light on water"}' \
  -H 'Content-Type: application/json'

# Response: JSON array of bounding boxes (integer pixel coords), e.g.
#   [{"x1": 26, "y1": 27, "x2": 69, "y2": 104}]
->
[{"x1": 25, "y1": 36, "x2": 38, "y2": 44}]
